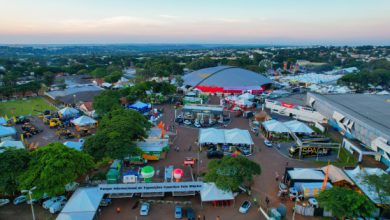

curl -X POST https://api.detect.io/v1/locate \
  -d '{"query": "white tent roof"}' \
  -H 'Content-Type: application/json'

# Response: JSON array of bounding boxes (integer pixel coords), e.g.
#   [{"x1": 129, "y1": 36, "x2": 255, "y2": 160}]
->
[
  {"x1": 236, "y1": 99, "x2": 253, "y2": 106},
  {"x1": 288, "y1": 168, "x2": 325, "y2": 180},
  {"x1": 56, "y1": 212, "x2": 96, "y2": 220},
  {"x1": 200, "y1": 183, "x2": 234, "y2": 202},
  {"x1": 0, "y1": 140, "x2": 24, "y2": 149},
  {"x1": 58, "y1": 187, "x2": 103, "y2": 220},
  {"x1": 262, "y1": 120, "x2": 290, "y2": 133},
  {"x1": 283, "y1": 120, "x2": 314, "y2": 134},
  {"x1": 377, "y1": 90, "x2": 390, "y2": 95},
  {"x1": 72, "y1": 116, "x2": 96, "y2": 126},
  {"x1": 199, "y1": 128, "x2": 225, "y2": 144},
  {"x1": 239, "y1": 93, "x2": 255, "y2": 100},
  {"x1": 59, "y1": 107, "x2": 79, "y2": 116},
  {"x1": 0, "y1": 117, "x2": 7, "y2": 125},
  {"x1": 224, "y1": 129, "x2": 254, "y2": 145},
  {"x1": 0, "y1": 125, "x2": 16, "y2": 137},
  {"x1": 321, "y1": 165, "x2": 354, "y2": 185},
  {"x1": 199, "y1": 128, "x2": 254, "y2": 145}
]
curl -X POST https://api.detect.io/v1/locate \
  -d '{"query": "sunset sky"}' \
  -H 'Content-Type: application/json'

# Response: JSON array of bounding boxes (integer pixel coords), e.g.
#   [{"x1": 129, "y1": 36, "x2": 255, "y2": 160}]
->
[{"x1": 0, "y1": 0, "x2": 389, "y2": 45}]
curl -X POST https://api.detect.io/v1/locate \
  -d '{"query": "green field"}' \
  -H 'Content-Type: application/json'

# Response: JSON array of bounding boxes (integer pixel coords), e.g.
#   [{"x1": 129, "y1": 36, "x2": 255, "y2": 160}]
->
[{"x1": 0, "y1": 97, "x2": 57, "y2": 117}]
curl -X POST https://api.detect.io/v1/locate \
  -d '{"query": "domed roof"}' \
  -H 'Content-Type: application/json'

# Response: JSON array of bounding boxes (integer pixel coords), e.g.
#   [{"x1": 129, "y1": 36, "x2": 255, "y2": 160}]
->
[{"x1": 183, "y1": 66, "x2": 273, "y2": 89}]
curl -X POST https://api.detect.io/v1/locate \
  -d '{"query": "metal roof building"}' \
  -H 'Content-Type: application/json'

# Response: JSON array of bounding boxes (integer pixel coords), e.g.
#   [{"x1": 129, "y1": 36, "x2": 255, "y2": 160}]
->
[
  {"x1": 183, "y1": 66, "x2": 273, "y2": 94},
  {"x1": 307, "y1": 92, "x2": 390, "y2": 167}
]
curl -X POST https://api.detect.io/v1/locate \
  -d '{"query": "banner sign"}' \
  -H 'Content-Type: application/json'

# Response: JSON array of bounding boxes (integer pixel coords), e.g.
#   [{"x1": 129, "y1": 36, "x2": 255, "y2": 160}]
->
[{"x1": 99, "y1": 182, "x2": 203, "y2": 194}]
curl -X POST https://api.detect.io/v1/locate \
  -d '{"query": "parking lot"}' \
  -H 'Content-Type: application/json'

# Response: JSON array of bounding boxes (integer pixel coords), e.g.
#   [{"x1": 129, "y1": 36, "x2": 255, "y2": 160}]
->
[{"x1": 1, "y1": 99, "x2": 321, "y2": 220}]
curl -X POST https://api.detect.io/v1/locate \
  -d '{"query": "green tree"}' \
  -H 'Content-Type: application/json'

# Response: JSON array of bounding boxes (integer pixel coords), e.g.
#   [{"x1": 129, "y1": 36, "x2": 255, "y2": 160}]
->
[
  {"x1": 175, "y1": 76, "x2": 184, "y2": 87},
  {"x1": 0, "y1": 148, "x2": 30, "y2": 195},
  {"x1": 363, "y1": 174, "x2": 390, "y2": 212},
  {"x1": 204, "y1": 156, "x2": 261, "y2": 191},
  {"x1": 317, "y1": 187, "x2": 375, "y2": 219},
  {"x1": 18, "y1": 143, "x2": 94, "y2": 196},
  {"x1": 83, "y1": 109, "x2": 152, "y2": 160},
  {"x1": 93, "y1": 90, "x2": 121, "y2": 116}
]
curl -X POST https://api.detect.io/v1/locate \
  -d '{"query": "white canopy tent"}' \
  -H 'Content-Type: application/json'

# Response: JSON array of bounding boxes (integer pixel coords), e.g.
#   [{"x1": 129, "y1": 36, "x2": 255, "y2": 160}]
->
[
  {"x1": 288, "y1": 168, "x2": 325, "y2": 181},
  {"x1": 199, "y1": 128, "x2": 254, "y2": 145},
  {"x1": 283, "y1": 120, "x2": 314, "y2": 134},
  {"x1": 224, "y1": 129, "x2": 254, "y2": 145},
  {"x1": 239, "y1": 93, "x2": 255, "y2": 100},
  {"x1": 262, "y1": 120, "x2": 290, "y2": 133},
  {"x1": 58, "y1": 107, "x2": 79, "y2": 117},
  {"x1": 200, "y1": 183, "x2": 234, "y2": 204},
  {"x1": 57, "y1": 187, "x2": 103, "y2": 220},
  {"x1": 199, "y1": 128, "x2": 225, "y2": 145},
  {"x1": 72, "y1": 116, "x2": 97, "y2": 126}
]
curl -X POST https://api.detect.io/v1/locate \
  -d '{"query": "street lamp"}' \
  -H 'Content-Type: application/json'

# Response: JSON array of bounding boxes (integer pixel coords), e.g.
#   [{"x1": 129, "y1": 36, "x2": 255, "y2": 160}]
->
[
  {"x1": 73, "y1": 94, "x2": 77, "y2": 106},
  {"x1": 21, "y1": 186, "x2": 37, "y2": 220}
]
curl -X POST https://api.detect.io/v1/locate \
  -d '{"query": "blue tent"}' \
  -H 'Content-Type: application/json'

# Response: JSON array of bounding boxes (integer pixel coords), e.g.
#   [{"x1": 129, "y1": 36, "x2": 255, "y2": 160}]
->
[
  {"x1": 128, "y1": 101, "x2": 150, "y2": 112},
  {"x1": 0, "y1": 117, "x2": 7, "y2": 125},
  {"x1": 0, "y1": 126, "x2": 16, "y2": 138}
]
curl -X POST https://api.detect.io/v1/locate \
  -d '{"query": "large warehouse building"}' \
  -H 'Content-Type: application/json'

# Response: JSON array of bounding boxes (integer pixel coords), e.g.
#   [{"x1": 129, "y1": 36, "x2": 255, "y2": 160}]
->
[
  {"x1": 307, "y1": 92, "x2": 390, "y2": 167},
  {"x1": 183, "y1": 66, "x2": 273, "y2": 94}
]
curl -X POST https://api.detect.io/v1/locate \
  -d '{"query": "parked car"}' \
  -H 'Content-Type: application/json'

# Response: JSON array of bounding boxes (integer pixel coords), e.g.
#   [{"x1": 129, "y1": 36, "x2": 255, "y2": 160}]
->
[
  {"x1": 49, "y1": 200, "x2": 67, "y2": 214},
  {"x1": 43, "y1": 196, "x2": 66, "y2": 209},
  {"x1": 264, "y1": 139, "x2": 273, "y2": 147},
  {"x1": 140, "y1": 202, "x2": 150, "y2": 216},
  {"x1": 0, "y1": 199, "x2": 10, "y2": 206},
  {"x1": 99, "y1": 198, "x2": 112, "y2": 207},
  {"x1": 206, "y1": 150, "x2": 224, "y2": 159},
  {"x1": 186, "y1": 207, "x2": 195, "y2": 220},
  {"x1": 13, "y1": 195, "x2": 27, "y2": 205},
  {"x1": 194, "y1": 120, "x2": 201, "y2": 128},
  {"x1": 175, "y1": 205, "x2": 183, "y2": 219},
  {"x1": 239, "y1": 200, "x2": 251, "y2": 213},
  {"x1": 184, "y1": 120, "x2": 192, "y2": 125}
]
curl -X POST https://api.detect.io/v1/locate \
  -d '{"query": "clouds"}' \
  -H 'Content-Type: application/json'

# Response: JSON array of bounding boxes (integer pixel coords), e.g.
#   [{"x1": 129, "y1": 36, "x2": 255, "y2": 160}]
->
[{"x1": 0, "y1": 0, "x2": 389, "y2": 44}]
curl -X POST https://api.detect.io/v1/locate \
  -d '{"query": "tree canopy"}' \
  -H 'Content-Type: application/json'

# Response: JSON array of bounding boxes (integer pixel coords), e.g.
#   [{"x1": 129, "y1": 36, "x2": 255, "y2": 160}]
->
[
  {"x1": 83, "y1": 108, "x2": 152, "y2": 161},
  {"x1": 18, "y1": 143, "x2": 94, "y2": 197},
  {"x1": 0, "y1": 148, "x2": 30, "y2": 195},
  {"x1": 363, "y1": 174, "x2": 390, "y2": 212},
  {"x1": 317, "y1": 187, "x2": 375, "y2": 219},
  {"x1": 92, "y1": 90, "x2": 121, "y2": 116},
  {"x1": 204, "y1": 156, "x2": 261, "y2": 191}
]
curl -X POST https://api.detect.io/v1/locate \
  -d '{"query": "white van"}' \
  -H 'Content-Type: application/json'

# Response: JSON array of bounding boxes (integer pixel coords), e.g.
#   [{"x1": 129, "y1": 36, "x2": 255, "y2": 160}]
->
[{"x1": 49, "y1": 200, "x2": 66, "y2": 214}]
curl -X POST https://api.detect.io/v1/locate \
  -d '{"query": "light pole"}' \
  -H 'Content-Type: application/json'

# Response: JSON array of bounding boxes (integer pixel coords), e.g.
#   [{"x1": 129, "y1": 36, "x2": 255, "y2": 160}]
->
[
  {"x1": 22, "y1": 186, "x2": 37, "y2": 220},
  {"x1": 73, "y1": 94, "x2": 77, "y2": 106}
]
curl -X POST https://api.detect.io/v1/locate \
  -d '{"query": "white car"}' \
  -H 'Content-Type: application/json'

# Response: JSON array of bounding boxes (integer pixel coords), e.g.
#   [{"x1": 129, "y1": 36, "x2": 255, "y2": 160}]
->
[
  {"x1": 139, "y1": 202, "x2": 150, "y2": 216},
  {"x1": 264, "y1": 139, "x2": 273, "y2": 147},
  {"x1": 0, "y1": 199, "x2": 10, "y2": 206},
  {"x1": 43, "y1": 196, "x2": 66, "y2": 209},
  {"x1": 184, "y1": 120, "x2": 192, "y2": 125},
  {"x1": 239, "y1": 200, "x2": 251, "y2": 213},
  {"x1": 49, "y1": 200, "x2": 67, "y2": 214},
  {"x1": 194, "y1": 120, "x2": 201, "y2": 128},
  {"x1": 13, "y1": 195, "x2": 27, "y2": 205}
]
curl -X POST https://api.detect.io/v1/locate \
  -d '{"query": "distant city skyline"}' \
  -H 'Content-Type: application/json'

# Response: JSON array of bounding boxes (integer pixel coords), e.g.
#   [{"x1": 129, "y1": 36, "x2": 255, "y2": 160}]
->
[{"x1": 1, "y1": 0, "x2": 390, "y2": 45}]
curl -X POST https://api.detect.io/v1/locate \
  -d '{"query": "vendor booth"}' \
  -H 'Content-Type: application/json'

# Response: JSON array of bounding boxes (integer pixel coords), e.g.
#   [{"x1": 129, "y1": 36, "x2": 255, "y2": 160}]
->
[
  {"x1": 181, "y1": 104, "x2": 226, "y2": 127},
  {"x1": 283, "y1": 120, "x2": 314, "y2": 134},
  {"x1": 128, "y1": 101, "x2": 150, "y2": 112},
  {"x1": 57, "y1": 187, "x2": 103, "y2": 220},
  {"x1": 262, "y1": 119, "x2": 290, "y2": 139},
  {"x1": 0, "y1": 125, "x2": 16, "y2": 142},
  {"x1": 58, "y1": 107, "x2": 79, "y2": 119},
  {"x1": 200, "y1": 183, "x2": 234, "y2": 207},
  {"x1": 198, "y1": 128, "x2": 254, "y2": 154}
]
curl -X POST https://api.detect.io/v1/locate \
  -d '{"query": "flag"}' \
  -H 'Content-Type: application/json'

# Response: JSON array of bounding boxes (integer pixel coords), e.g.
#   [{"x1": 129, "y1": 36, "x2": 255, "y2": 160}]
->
[
  {"x1": 20, "y1": 134, "x2": 24, "y2": 142},
  {"x1": 13, "y1": 116, "x2": 16, "y2": 123},
  {"x1": 321, "y1": 160, "x2": 330, "y2": 191}
]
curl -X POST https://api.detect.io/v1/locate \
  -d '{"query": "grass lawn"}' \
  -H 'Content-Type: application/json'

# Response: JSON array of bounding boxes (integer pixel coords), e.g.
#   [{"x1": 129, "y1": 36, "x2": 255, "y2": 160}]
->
[{"x1": 0, "y1": 97, "x2": 57, "y2": 117}]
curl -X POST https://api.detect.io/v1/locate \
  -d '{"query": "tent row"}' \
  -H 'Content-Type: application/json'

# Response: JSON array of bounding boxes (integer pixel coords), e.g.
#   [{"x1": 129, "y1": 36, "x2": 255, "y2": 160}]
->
[
  {"x1": 199, "y1": 128, "x2": 254, "y2": 145},
  {"x1": 262, "y1": 119, "x2": 314, "y2": 134}
]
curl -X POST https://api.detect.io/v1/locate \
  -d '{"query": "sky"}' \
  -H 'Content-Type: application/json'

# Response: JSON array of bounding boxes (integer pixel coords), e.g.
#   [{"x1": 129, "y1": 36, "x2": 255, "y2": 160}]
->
[{"x1": 0, "y1": 0, "x2": 389, "y2": 45}]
